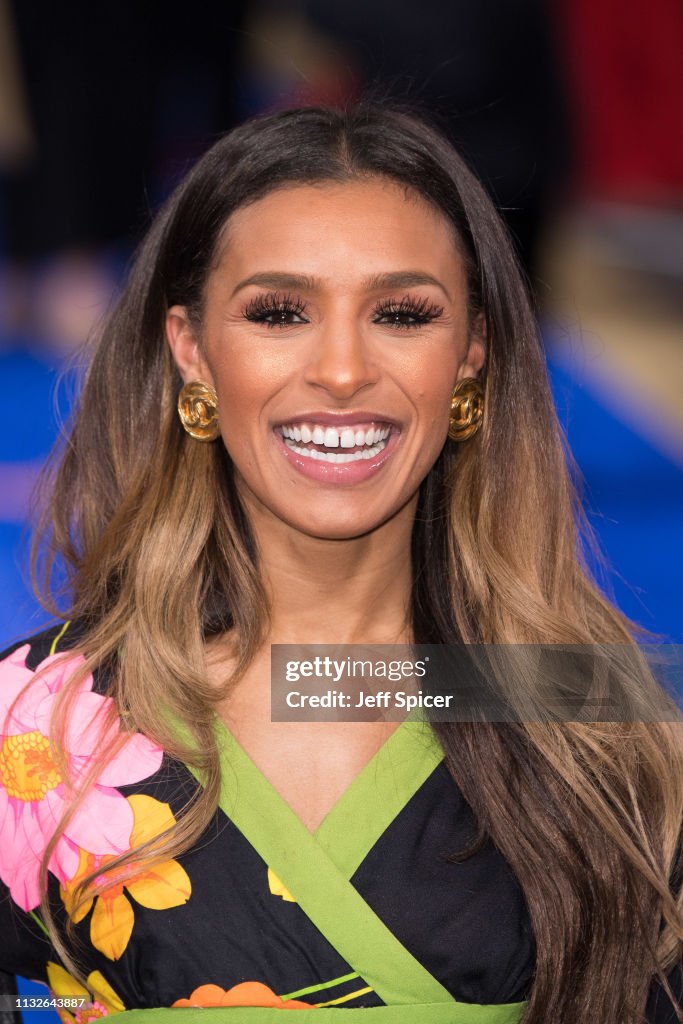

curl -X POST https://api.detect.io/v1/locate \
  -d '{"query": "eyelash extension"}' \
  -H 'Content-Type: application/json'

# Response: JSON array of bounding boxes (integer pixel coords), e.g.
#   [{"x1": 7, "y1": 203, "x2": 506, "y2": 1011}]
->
[
  {"x1": 372, "y1": 295, "x2": 444, "y2": 328},
  {"x1": 242, "y1": 292, "x2": 444, "y2": 329},
  {"x1": 243, "y1": 292, "x2": 308, "y2": 328}
]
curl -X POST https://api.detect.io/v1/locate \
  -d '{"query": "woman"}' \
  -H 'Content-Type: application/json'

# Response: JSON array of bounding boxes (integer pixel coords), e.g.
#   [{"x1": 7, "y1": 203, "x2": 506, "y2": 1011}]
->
[{"x1": 1, "y1": 104, "x2": 682, "y2": 1023}]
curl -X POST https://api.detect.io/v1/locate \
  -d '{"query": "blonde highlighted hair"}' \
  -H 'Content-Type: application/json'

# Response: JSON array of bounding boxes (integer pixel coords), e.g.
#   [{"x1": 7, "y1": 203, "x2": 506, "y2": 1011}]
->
[{"x1": 22, "y1": 103, "x2": 683, "y2": 1022}]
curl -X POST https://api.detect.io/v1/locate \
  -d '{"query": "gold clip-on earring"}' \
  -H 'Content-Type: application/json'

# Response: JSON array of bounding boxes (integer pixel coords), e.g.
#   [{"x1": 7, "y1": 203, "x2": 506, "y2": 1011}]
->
[
  {"x1": 448, "y1": 377, "x2": 484, "y2": 442},
  {"x1": 177, "y1": 380, "x2": 220, "y2": 442}
]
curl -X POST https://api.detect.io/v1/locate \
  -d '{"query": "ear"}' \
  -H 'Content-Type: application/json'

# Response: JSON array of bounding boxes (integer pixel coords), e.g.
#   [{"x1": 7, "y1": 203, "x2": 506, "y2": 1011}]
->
[
  {"x1": 457, "y1": 314, "x2": 487, "y2": 381},
  {"x1": 165, "y1": 306, "x2": 215, "y2": 386}
]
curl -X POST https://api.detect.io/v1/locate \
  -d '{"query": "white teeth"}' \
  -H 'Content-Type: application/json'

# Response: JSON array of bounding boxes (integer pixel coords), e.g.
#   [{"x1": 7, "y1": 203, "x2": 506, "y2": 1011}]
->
[
  {"x1": 283, "y1": 439, "x2": 386, "y2": 463},
  {"x1": 279, "y1": 422, "x2": 393, "y2": 449}
]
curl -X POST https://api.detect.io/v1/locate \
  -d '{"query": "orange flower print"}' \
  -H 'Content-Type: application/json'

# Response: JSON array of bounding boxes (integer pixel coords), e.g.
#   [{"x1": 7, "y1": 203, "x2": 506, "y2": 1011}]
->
[
  {"x1": 46, "y1": 960, "x2": 125, "y2": 1024},
  {"x1": 60, "y1": 794, "x2": 191, "y2": 960},
  {"x1": 172, "y1": 982, "x2": 315, "y2": 1009}
]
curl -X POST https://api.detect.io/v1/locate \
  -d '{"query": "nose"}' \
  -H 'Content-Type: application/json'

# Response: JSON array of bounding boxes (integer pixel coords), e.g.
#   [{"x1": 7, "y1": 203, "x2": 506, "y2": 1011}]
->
[{"x1": 303, "y1": 317, "x2": 379, "y2": 400}]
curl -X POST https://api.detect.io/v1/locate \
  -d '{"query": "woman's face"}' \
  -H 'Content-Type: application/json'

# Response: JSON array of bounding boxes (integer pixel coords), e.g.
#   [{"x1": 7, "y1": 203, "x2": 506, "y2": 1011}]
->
[{"x1": 166, "y1": 178, "x2": 485, "y2": 541}]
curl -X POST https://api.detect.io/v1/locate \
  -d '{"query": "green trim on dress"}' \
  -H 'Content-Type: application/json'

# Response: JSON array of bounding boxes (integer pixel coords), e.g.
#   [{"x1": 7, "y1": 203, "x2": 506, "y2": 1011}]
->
[
  {"x1": 116, "y1": 1003, "x2": 526, "y2": 1022},
  {"x1": 158, "y1": 710, "x2": 528, "y2": 1021}
]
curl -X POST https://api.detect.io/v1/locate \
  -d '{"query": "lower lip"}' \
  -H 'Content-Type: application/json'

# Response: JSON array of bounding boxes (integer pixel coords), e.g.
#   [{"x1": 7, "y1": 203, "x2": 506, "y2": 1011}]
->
[{"x1": 273, "y1": 428, "x2": 400, "y2": 484}]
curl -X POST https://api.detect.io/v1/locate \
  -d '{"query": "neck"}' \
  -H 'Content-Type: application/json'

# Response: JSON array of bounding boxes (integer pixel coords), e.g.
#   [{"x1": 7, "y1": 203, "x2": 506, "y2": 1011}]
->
[{"x1": 245, "y1": 496, "x2": 417, "y2": 647}]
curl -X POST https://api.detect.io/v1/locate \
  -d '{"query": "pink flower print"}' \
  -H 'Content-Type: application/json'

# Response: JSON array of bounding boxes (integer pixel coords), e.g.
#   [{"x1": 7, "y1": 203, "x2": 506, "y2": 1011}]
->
[{"x1": 0, "y1": 644, "x2": 163, "y2": 911}]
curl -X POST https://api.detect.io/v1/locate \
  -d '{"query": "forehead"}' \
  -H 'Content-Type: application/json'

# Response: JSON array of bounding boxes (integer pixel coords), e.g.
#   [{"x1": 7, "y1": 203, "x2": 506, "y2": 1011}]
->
[{"x1": 211, "y1": 178, "x2": 465, "y2": 290}]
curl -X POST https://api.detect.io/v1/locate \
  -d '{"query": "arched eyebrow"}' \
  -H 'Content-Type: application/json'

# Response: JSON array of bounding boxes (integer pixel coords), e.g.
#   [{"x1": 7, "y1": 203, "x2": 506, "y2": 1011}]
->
[
  {"x1": 363, "y1": 271, "x2": 451, "y2": 301},
  {"x1": 230, "y1": 270, "x2": 451, "y2": 301},
  {"x1": 231, "y1": 272, "x2": 317, "y2": 298}
]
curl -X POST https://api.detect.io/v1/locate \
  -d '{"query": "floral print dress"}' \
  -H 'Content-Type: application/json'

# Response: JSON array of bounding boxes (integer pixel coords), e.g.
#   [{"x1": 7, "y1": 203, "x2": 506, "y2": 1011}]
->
[{"x1": 0, "y1": 622, "x2": 679, "y2": 1022}]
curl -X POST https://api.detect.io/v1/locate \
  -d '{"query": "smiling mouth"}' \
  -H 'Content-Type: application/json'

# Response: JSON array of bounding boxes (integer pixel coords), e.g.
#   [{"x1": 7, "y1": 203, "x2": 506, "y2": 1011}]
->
[{"x1": 275, "y1": 421, "x2": 394, "y2": 464}]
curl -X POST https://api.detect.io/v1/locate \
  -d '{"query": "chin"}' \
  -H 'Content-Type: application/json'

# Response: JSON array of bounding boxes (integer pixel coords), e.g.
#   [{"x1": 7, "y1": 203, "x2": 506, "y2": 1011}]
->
[{"x1": 289, "y1": 513, "x2": 384, "y2": 542}]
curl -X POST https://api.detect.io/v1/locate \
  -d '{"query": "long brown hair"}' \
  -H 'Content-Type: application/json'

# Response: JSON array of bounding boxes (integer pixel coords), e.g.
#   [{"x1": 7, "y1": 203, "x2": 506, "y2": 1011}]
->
[{"x1": 28, "y1": 103, "x2": 683, "y2": 1021}]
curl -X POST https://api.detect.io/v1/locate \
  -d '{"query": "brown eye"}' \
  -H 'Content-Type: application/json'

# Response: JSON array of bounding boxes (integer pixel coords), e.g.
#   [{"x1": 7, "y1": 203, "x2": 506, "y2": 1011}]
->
[
  {"x1": 243, "y1": 292, "x2": 309, "y2": 328},
  {"x1": 372, "y1": 296, "x2": 444, "y2": 329}
]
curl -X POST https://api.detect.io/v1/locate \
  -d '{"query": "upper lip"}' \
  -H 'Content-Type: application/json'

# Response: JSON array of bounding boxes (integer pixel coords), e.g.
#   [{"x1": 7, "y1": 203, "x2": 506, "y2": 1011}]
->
[{"x1": 274, "y1": 411, "x2": 400, "y2": 427}]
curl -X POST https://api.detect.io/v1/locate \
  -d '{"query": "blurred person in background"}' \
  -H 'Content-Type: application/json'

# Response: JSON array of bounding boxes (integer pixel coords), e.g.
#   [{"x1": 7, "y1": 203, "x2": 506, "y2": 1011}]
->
[
  {"x1": 1, "y1": 0, "x2": 248, "y2": 353},
  {"x1": 297, "y1": 0, "x2": 572, "y2": 284}
]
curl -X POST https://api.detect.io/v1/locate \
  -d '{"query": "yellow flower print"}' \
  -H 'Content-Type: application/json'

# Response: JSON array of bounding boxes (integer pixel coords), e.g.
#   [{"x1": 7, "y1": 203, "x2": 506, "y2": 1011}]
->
[
  {"x1": 267, "y1": 867, "x2": 296, "y2": 902},
  {"x1": 60, "y1": 794, "x2": 191, "y2": 960},
  {"x1": 46, "y1": 960, "x2": 125, "y2": 1023}
]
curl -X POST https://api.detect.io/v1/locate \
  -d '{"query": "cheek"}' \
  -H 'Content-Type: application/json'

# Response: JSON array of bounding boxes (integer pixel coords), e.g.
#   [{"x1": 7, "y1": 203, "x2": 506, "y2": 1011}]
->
[
  {"x1": 410, "y1": 379, "x2": 456, "y2": 466},
  {"x1": 210, "y1": 350, "x2": 277, "y2": 420},
  {"x1": 414, "y1": 375, "x2": 456, "y2": 429},
  {"x1": 392, "y1": 339, "x2": 461, "y2": 400}
]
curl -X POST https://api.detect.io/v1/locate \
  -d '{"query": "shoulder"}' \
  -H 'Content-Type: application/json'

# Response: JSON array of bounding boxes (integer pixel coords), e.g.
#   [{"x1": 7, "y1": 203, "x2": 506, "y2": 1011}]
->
[
  {"x1": 0, "y1": 619, "x2": 86, "y2": 672},
  {"x1": 0, "y1": 619, "x2": 99, "y2": 721},
  {"x1": 0, "y1": 618, "x2": 126, "y2": 715},
  {"x1": 0, "y1": 618, "x2": 166, "y2": 912},
  {"x1": 0, "y1": 619, "x2": 160, "y2": 767}
]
